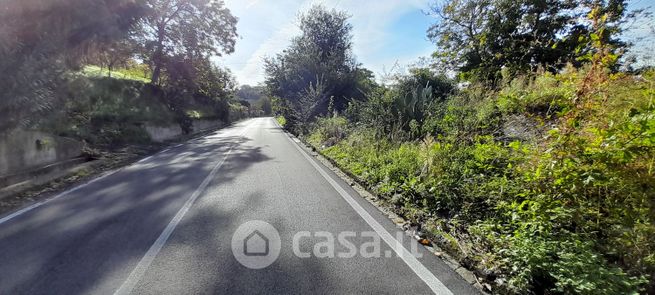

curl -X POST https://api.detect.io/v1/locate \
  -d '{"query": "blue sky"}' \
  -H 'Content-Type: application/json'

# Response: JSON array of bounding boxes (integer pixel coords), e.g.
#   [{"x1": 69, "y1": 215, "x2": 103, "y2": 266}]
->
[
  {"x1": 219, "y1": 0, "x2": 434, "y2": 85},
  {"x1": 219, "y1": 0, "x2": 654, "y2": 86},
  {"x1": 622, "y1": 0, "x2": 655, "y2": 67}
]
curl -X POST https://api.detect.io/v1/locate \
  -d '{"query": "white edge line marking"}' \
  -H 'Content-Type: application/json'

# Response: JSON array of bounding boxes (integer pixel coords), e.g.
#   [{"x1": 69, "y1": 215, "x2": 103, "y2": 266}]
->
[
  {"x1": 0, "y1": 169, "x2": 120, "y2": 225},
  {"x1": 0, "y1": 138, "x2": 187, "y2": 224},
  {"x1": 279, "y1": 121, "x2": 453, "y2": 295},
  {"x1": 137, "y1": 155, "x2": 153, "y2": 163},
  {"x1": 0, "y1": 134, "x2": 194, "y2": 224},
  {"x1": 113, "y1": 121, "x2": 251, "y2": 295}
]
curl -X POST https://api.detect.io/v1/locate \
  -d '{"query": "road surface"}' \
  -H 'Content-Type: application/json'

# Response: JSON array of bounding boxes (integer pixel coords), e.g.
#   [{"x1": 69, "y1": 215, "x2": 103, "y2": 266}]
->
[{"x1": 0, "y1": 118, "x2": 479, "y2": 294}]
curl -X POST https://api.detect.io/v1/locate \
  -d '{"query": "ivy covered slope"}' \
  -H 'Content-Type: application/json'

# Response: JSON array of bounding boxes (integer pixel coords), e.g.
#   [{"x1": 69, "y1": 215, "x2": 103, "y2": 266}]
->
[{"x1": 306, "y1": 68, "x2": 655, "y2": 294}]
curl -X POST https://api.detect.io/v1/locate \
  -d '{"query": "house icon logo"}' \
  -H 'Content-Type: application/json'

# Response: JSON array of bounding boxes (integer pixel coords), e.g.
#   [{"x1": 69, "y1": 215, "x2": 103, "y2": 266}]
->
[
  {"x1": 244, "y1": 230, "x2": 269, "y2": 256},
  {"x1": 231, "y1": 220, "x2": 281, "y2": 269}
]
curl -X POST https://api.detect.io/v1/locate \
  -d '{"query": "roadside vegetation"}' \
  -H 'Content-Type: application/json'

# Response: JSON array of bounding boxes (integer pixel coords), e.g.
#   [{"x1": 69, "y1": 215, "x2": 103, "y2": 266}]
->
[
  {"x1": 270, "y1": 2, "x2": 654, "y2": 294},
  {"x1": 2, "y1": 0, "x2": 653, "y2": 293},
  {"x1": 82, "y1": 65, "x2": 151, "y2": 83},
  {"x1": 0, "y1": 0, "x2": 263, "y2": 146}
]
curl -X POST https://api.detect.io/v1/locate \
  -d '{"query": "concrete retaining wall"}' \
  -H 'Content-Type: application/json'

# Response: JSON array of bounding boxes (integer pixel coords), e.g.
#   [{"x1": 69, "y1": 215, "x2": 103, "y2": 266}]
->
[
  {"x1": 0, "y1": 130, "x2": 84, "y2": 175},
  {"x1": 144, "y1": 125, "x2": 184, "y2": 142},
  {"x1": 145, "y1": 119, "x2": 225, "y2": 142},
  {"x1": 192, "y1": 119, "x2": 225, "y2": 132}
]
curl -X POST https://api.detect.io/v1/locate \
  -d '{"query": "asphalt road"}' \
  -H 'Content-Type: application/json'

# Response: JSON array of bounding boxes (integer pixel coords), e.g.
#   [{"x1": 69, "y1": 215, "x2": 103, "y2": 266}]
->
[{"x1": 0, "y1": 117, "x2": 479, "y2": 295}]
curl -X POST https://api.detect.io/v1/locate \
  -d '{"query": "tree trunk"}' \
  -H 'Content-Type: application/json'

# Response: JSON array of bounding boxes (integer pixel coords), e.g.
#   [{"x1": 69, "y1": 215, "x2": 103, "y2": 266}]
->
[
  {"x1": 151, "y1": 56, "x2": 161, "y2": 84},
  {"x1": 150, "y1": 23, "x2": 166, "y2": 85}
]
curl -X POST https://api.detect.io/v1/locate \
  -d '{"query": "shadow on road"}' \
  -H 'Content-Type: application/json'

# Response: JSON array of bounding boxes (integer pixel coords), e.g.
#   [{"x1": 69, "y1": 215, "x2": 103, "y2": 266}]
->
[{"x1": 0, "y1": 130, "x2": 273, "y2": 294}]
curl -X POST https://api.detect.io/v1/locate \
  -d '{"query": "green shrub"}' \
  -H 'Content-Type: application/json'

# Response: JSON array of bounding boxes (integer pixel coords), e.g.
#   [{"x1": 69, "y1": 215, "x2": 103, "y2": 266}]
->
[
  {"x1": 276, "y1": 116, "x2": 287, "y2": 127},
  {"x1": 308, "y1": 116, "x2": 349, "y2": 147},
  {"x1": 309, "y1": 68, "x2": 655, "y2": 294},
  {"x1": 496, "y1": 72, "x2": 575, "y2": 117},
  {"x1": 44, "y1": 77, "x2": 177, "y2": 144}
]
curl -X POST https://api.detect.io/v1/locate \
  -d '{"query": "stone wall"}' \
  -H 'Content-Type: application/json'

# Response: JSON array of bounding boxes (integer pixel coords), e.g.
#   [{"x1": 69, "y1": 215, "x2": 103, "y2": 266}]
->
[{"x1": 0, "y1": 130, "x2": 83, "y2": 176}]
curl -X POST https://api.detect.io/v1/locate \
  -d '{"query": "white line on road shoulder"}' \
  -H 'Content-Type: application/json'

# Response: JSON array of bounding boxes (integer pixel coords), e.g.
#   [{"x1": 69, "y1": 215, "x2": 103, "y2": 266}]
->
[
  {"x1": 113, "y1": 121, "x2": 252, "y2": 295},
  {"x1": 137, "y1": 155, "x2": 154, "y2": 163},
  {"x1": 280, "y1": 122, "x2": 454, "y2": 295},
  {"x1": 0, "y1": 129, "x2": 210, "y2": 224},
  {"x1": 0, "y1": 169, "x2": 120, "y2": 225}
]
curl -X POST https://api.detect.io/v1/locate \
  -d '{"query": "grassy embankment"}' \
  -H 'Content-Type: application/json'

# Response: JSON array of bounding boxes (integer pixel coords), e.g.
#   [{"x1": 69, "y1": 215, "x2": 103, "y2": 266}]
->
[
  {"x1": 46, "y1": 66, "x2": 242, "y2": 146},
  {"x1": 303, "y1": 68, "x2": 654, "y2": 294}
]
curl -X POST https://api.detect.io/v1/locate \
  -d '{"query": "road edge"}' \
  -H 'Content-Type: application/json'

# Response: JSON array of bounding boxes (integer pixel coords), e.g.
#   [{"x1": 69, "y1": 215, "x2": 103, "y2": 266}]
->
[
  {"x1": 273, "y1": 119, "x2": 488, "y2": 294},
  {"x1": 0, "y1": 119, "x2": 249, "y2": 225}
]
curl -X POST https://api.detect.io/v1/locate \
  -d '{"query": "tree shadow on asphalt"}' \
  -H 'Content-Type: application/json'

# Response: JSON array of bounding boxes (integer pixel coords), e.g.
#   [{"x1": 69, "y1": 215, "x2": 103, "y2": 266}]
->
[{"x1": 0, "y1": 133, "x2": 274, "y2": 294}]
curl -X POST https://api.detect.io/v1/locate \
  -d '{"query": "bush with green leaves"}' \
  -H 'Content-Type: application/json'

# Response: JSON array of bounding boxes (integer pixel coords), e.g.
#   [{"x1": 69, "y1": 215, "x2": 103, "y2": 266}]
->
[
  {"x1": 353, "y1": 68, "x2": 455, "y2": 141},
  {"x1": 43, "y1": 77, "x2": 176, "y2": 144},
  {"x1": 307, "y1": 116, "x2": 349, "y2": 147},
  {"x1": 308, "y1": 68, "x2": 655, "y2": 294}
]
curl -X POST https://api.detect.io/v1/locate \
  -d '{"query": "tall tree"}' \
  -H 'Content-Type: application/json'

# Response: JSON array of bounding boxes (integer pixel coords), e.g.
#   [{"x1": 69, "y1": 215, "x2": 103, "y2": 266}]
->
[
  {"x1": 86, "y1": 40, "x2": 136, "y2": 77},
  {"x1": 264, "y1": 5, "x2": 372, "y2": 122},
  {"x1": 427, "y1": 0, "x2": 631, "y2": 83},
  {"x1": 0, "y1": 0, "x2": 145, "y2": 133},
  {"x1": 138, "y1": 0, "x2": 238, "y2": 85}
]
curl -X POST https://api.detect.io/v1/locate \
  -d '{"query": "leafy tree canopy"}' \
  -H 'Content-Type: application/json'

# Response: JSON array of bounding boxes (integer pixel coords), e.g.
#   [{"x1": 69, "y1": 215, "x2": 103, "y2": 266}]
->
[
  {"x1": 264, "y1": 5, "x2": 375, "y2": 121},
  {"x1": 427, "y1": 0, "x2": 631, "y2": 83},
  {"x1": 137, "y1": 0, "x2": 238, "y2": 84},
  {"x1": 0, "y1": 0, "x2": 146, "y2": 133}
]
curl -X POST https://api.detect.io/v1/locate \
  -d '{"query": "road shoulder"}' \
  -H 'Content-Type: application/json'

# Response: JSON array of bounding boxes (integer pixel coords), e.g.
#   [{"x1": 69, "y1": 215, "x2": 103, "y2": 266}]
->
[{"x1": 277, "y1": 122, "x2": 485, "y2": 294}]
